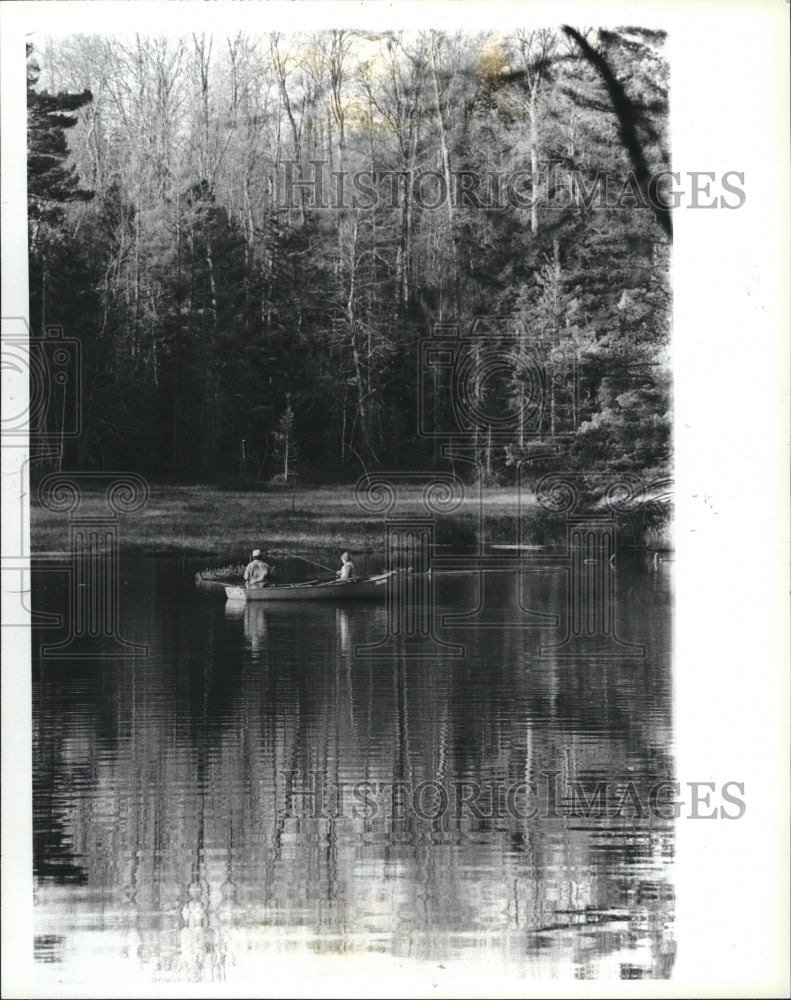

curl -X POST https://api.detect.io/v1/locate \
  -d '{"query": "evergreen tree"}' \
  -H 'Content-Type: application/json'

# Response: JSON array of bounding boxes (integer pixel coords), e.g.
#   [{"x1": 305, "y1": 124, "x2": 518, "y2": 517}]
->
[{"x1": 27, "y1": 30, "x2": 672, "y2": 488}]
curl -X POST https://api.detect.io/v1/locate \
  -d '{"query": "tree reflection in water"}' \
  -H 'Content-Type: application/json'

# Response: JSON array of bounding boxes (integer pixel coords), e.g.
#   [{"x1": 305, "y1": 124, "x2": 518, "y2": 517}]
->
[{"x1": 33, "y1": 557, "x2": 674, "y2": 983}]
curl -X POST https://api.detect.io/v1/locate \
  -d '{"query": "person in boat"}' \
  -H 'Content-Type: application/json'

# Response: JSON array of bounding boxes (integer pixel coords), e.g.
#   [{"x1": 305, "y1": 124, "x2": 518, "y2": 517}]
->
[
  {"x1": 336, "y1": 551, "x2": 356, "y2": 582},
  {"x1": 244, "y1": 548, "x2": 272, "y2": 589}
]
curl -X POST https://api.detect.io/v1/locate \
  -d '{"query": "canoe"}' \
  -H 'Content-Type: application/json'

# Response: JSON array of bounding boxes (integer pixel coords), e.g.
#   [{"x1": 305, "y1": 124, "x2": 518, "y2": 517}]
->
[{"x1": 225, "y1": 569, "x2": 407, "y2": 603}]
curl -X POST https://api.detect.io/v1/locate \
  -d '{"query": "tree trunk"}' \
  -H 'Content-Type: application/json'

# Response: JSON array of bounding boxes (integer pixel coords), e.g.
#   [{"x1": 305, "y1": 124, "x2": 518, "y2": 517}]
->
[
  {"x1": 530, "y1": 86, "x2": 540, "y2": 236},
  {"x1": 429, "y1": 34, "x2": 454, "y2": 232},
  {"x1": 271, "y1": 34, "x2": 304, "y2": 223}
]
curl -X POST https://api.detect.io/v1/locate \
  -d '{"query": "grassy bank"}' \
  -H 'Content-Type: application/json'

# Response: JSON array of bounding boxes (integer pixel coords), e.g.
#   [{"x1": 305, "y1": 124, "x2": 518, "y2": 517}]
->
[{"x1": 30, "y1": 483, "x2": 672, "y2": 557}]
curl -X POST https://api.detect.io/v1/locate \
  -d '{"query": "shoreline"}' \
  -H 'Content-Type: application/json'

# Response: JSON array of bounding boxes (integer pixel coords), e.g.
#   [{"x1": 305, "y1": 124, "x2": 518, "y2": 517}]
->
[{"x1": 30, "y1": 483, "x2": 673, "y2": 558}]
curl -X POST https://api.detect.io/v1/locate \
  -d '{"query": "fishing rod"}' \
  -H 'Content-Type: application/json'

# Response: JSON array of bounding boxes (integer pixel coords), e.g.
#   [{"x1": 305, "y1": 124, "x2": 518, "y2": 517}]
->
[{"x1": 273, "y1": 550, "x2": 336, "y2": 574}]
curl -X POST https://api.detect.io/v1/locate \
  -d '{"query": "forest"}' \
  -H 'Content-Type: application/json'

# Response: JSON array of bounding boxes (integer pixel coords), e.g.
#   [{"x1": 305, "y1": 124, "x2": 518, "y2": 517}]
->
[{"x1": 27, "y1": 27, "x2": 671, "y2": 487}]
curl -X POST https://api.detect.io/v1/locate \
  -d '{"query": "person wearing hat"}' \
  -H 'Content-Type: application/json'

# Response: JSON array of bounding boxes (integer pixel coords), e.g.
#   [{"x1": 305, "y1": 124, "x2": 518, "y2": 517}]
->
[
  {"x1": 336, "y1": 551, "x2": 356, "y2": 582},
  {"x1": 244, "y1": 548, "x2": 272, "y2": 589}
]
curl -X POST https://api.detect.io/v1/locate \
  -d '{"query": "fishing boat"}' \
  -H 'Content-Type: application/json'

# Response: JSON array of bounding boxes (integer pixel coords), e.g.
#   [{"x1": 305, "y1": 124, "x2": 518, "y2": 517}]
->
[{"x1": 224, "y1": 569, "x2": 407, "y2": 603}]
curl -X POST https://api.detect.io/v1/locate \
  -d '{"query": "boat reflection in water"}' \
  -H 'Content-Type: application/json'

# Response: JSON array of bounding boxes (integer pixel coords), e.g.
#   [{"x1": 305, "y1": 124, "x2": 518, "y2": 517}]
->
[{"x1": 33, "y1": 556, "x2": 674, "y2": 984}]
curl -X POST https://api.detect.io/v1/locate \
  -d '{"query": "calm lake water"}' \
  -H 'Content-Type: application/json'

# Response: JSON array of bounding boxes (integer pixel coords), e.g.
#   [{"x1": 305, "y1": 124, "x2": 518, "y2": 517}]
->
[{"x1": 32, "y1": 552, "x2": 674, "y2": 985}]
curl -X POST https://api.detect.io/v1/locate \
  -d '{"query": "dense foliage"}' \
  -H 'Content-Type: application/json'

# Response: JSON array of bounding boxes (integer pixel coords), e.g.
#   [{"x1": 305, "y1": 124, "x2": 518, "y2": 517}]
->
[{"x1": 29, "y1": 28, "x2": 670, "y2": 485}]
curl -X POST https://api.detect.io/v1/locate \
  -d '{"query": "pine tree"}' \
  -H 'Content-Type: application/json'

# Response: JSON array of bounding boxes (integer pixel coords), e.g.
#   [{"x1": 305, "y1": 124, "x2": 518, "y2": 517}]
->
[{"x1": 27, "y1": 44, "x2": 93, "y2": 246}]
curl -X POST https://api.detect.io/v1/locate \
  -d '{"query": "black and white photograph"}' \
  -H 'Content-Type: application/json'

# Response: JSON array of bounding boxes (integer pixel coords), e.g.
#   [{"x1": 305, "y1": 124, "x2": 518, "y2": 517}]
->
[{"x1": 1, "y1": 1, "x2": 788, "y2": 996}]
